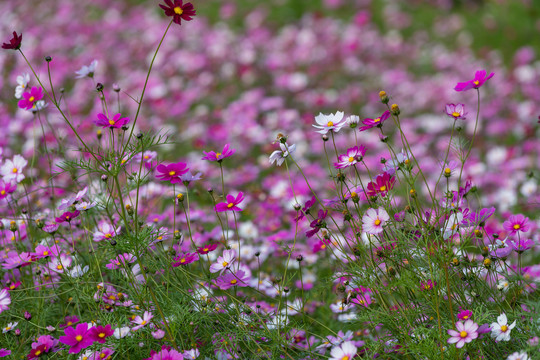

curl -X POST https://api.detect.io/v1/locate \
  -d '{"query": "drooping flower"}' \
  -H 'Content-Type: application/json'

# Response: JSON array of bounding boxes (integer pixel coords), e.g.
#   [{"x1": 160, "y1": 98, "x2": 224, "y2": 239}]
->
[
  {"x1": 359, "y1": 110, "x2": 390, "y2": 132},
  {"x1": 445, "y1": 103, "x2": 467, "y2": 120},
  {"x1": 59, "y1": 315, "x2": 80, "y2": 328},
  {"x1": 209, "y1": 249, "x2": 236, "y2": 274},
  {"x1": 95, "y1": 113, "x2": 130, "y2": 129},
  {"x1": 18, "y1": 86, "x2": 43, "y2": 110},
  {"x1": 172, "y1": 252, "x2": 199, "y2": 267},
  {"x1": 366, "y1": 172, "x2": 395, "y2": 198},
  {"x1": 215, "y1": 270, "x2": 249, "y2": 290},
  {"x1": 159, "y1": 0, "x2": 197, "y2": 26},
  {"x1": 0, "y1": 290, "x2": 11, "y2": 313},
  {"x1": 55, "y1": 210, "x2": 80, "y2": 224},
  {"x1": 312, "y1": 111, "x2": 346, "y2": 134},
  {"x1": 447, "y1": 320, "x2": 479, "y2": 348},
  {"x1": 269, "y1": 143, "x2": 296, "y2": 166},
  {"x1": 490, "y1": 313, "x2": 516, "y2": 341},
  {"x1": 156, "y1": 162, "x2": 189, "y2": 184},
  {"x1": 329, "y1": 341, "x2": 357, "y2": 360},
  {"x1": 202, "y1": 143, "x2": 236, "y2": 162},
  {"x1": 334, "y1": 145, "x2": 366, "y2": 169},
  {"x1": 2, "y1": 31, "x2": 22, "y2": 50},
  {"x1": 306, "y1": 209, "x2": 328, "y2": 238},
  {"x1": 503, "y1": 214, "x2": 530, "y2": 234},
  {"x1": 1, "y1": 155, "x2": 27, "y2": 183},
  {"x1": 132, "y1": 311, "x2": 154, "y2": 331},
  {"x1": 58, "y1": 323, "x2": 94, "y2": 354},
  {"x1": 362, "y1": 208, "x2": 389, "y2": 235},
  {"x1": 88, "y1": 324, "x2": 114, "y2": 344},
  {"x1": 75, "y1": 60, "x2": 98, "y2": 79},
  {"x1": 215, "y1": 192, "x2": 244, "y2": 212},
  {"x1": 454, "y1": 70, "x2": 494, "y2": 92},
  {"x1": 15, "y1": 73, "x2": 30, "y2": 99},
  {"x1": 295, "y1": 196, "x2": 317, "y2": 222}
]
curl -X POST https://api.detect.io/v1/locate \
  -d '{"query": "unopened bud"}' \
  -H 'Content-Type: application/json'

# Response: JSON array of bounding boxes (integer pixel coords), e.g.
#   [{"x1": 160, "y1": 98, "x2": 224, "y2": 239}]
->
[
  {"x1": 390, "y1": 104, "x2": 400, "y2": 116},
  {"x1": 9, "y1": 221, "x2": 17, "y2": 232},
  {"x1": 96, "y1": 83, "x2": 104, "y2": 92},
  {"x1": 45, "y1": 56, "x2": 52, "y2": 62},
  {"x1": 176, "y1": 193, "x2": 184, "y2": 202},
  {"x1": 296, "y1": 255, "x2": 303, "y2": 262},
  {"x1": 322, "y1": 135, "x2": 329, "y2": 142},
  {"x1": 101, "y1": 174, "x2": 108, "y2": 182},
  {"x1": 97, "y1": 129, "x2": 102, "y2": 140},
  {"x1": 379, "y1": 90, "x2": 389, "y2": 104},
  {"x1": 113, "y1": 83, "x2": 121, "y2": 92}
]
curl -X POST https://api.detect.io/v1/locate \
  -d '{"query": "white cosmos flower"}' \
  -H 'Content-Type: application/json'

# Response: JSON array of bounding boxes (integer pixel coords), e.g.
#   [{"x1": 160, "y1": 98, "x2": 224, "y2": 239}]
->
[
  {"x1": 313, "y1": 111, "x2": 346, "y2": 134},
  {"x1": 490, "y1": 313, "x2": 516, "y2": 341},
  {"x1": 15, "y1": 73, "x2": 30, "y2": 99}
]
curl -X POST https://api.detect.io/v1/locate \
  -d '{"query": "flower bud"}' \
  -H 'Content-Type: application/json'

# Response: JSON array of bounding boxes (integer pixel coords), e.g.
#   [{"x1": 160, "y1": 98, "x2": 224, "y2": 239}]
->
[
  {"x1": 45, "y1": 56, "x2": 52, "y2": 62},
  {"x1": 24, "y1": 311, "x2": 32, "y2": 320},
  {"x1": 483, "y1": 258, "x2": 492, "y2": 268},
  {"x1": 409, "y1": 189, "x2": 417, "y2": 198},
  {"x1": 126, "y1": 204, "x2": 134, "y2": 216},
  {"x1": 113, "y1": 83, "x2": 121, "y2": 92},
  {"x1": 96, "y1": 83, "x2": 104, "y2": 92},
  {"x1": 174, "y1": 230, "x2": 182, "y2": 240},
  {"x1": 10, "y1": 221, "x2": 17, "y2": 232},
  {"x1": 390, "y1": 104, "x2": 400, "y2": 116},
  {"x1": 35, "y1": 218, "x2": 44, "y2": 229},
  {"x1": 176, "y1": 193, "x2": 184, "y2": 202},
  {"x1": 97, "y1": 129, "x2": 102, "y2": 140},
  {"x1": 136, "y1": 132, "x2": 143, "y2": 139},
  {"x1": 322, "y1": 134, "x2": 329, "y2": 142},
  {"x1": 296, "y1": 255, "x2": 303, "y2": 262},
  {"x1": 379, "y1": 90, "x2": 389, "y2": 104},
  {"x1": 293, "y1": 203, "x2": 301, "y2": 211}
]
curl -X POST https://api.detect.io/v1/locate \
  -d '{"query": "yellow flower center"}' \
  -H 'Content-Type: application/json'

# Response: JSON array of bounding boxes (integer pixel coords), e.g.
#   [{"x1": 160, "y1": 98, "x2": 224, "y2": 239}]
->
[
  {"x1": 374, "y1": 219, "x2": 381, "y2": 226},
  {"x1": 29, "y1": 96, "x2": 35, "y2": 102},
  {"x1": 67, "y1": 321, "x2": 73, "y2": 326},
  {"x1": 473, "y1": 80, "x2": 480, "y2": 85},
  {"x1": 459, "y1": 331, "x2": 468, "y2": 338},
  {"x1": 35, "y1": 350, "x2": 42, "y2": 356},
  {"x1": 56, "y1": 264, "x2": 63, "y2": 270},
  {"x1": 5, "y1": 327, "x2": 11, "y2": 331},
  {"x1": 227, "y1": 203, "x2": 234, "y2": 208},
  {"x1": 321, "y1": 244, "x2": 326, "y2": 249},
  {"x1": 374, "y1": 118, "x2": 380, "y2": 123},
  {"x1": 108, "y1": 119, "x2": 115, "y2": 125},
  {"x1": 43, "y1": 251, "x2": 49, "y2": 256},
  {"x1": 180, "y1": 258, "x2": 186, "y2": 263},
  {"x1": 12, "y1": 168, "x2": 18, "y2": 173},
  {"x1": 501, "y1": 325, "x2": 508, "y2": 332},
  {"x1": 0, "y1": 190, "x2": 5, "y2": 195},
  {"x1": 144, "y1": 155, "x2": 149, "y2": 159},
  {"x1": 348, "y1": 157, "x2": 354, "y2": 162},
  {"x1": 105, "y1": 233, "x2": 112, "y2": 238},
  {"x1": 9, "y1": 285, "x2": 15, "y2": 290},
  {"x1": 513, "y1": 224, "x2": 520, "y2": 230},
  {"x1": 76, "y1": 335, "x2": 83, "y2": 341},
  {"x1": 230, "y1": 279, "x2": 237, "y2": 284},
  {"x1": 341, "y1": 357, "x2": 349, "y2": 360},
  {"x1": 463, "y1": 315, "x2": 469, "y2": 319},
  {"x1": 215, "y1": 153, "x2": 221, "y2": 158},
  {"x1": 174, "y1": 6, "x2": 183, "y2": 15},
  {"x1": 203, "y1": 248, "x2": 209, "y2": 252},
  {"x1": 109, "y1": 295, "x2": 116, "y2": 300},
  {"x1": 222, "y1": 261, "x2": 228, "y2": 267},
  {"x1": 351, "y1": 191, "x2": 357, "y2": 197},
  {"x1": 327, "y1": 121, "x2": 334, "y2": 127},
  {"x1": 141, "y1": 320, "x2": 147, "y2": 325},
  {"x1": 452, "y1": 112, "x2": 460, "y2": 117},
  {"x1": 169, "y1": 171, "x2": 176, "y2": 176},
  {"x1": 99, "y1": 332, "x2": 106, "y2": 338},
  {"x1": 379, "y1": 185, "x2": 386, "y2": 191},
  {"x1": 444, "y1": 167, "x2": 451, "y2": 174}
]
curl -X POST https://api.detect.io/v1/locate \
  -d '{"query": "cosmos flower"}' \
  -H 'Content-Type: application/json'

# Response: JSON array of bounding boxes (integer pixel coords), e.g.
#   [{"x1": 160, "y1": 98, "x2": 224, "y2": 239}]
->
[
  {"x1": 215, "y1": 270, "x2": 249, "y2": 290},
  {"x1": 506, "y1": 352, "x2": 529, "y2": 360},
  {"x1": 362, "y1": 208, "x2": 389, "y2": 235},
  {"x1": 2, "y1": 31, "x2": 22, "y2": 50},
  {"x1": 55, "y1": 210, "x2": 80, "y2": 224},
  {"x1": 132, "y1": 311, "x2": 154, "y2": 331},
  {"x1": 106, "y1": 253, "x2": 136, "y2": 270},
  {"x1": 1, "y1": 155, "x2": 27, "y2": 183},
  {"x1": 510, "y1": 238, "x2": 535, "y2": 253},
  {"x1": 503, "y1": 214, "x2": 530, "y2": 234},
  {"x1": 159, "y1": 0, "x2": 196, "y2": 26},
  {"x1": 75, "y1": 60, "x2": 98, "y2": 79},
  {"x1": 172, "y1": 252, "x2": 199, "y2": 267},
  {"x1": 457, "y1": 310, "x2": 473, "y2": 321},
  {"x1": 490, "y1": 313, "x2": 516, "y2": 341},
  {"x1": 95, "y1": 113, "x2": 130, "y2": 129},
  {"x1": 312, "y1": 111, "x2": 346, "y2": 134},
  {"x1": 447, "y1": 320, "x2": 479, "y2": 348},
  {"x1": 14, "y1": 73, "x2": 30, "y2": 99},
  {"x1": 359, "y1": 110, "x2": 390, "y2": 132},
  {"x1": 0, "y1": 289, "x2": 11, "y2": 313},
  {"x1": 454, "y1": 70, "x2": 494, "y2": 92},
  {"x1": 58, "y1": 323, "x2": 94, "y2": 354},
  {"x1": 306, "y1": 209, "x2": 328, "y2": 238},
  {"x1": 156, "y1": 162, "x2": 189, "y2": 184},
  {"x1": 329, "y1": 341, "x2": 357, "y2": 360},
  {"x1": 18, "y1": 87, "x2": 43, "y2": 110},
  {"x1": 334, "y1": 145, "x2": 366, "y2": 169},
  {"x1": 269, "y1": 143, "x2": 296, "y2": 166},
  {"x1": 88, "y1": 324, "x2": 114, "y2": 344},
  {"x1": 202, "y1": 143, "x2": 236, "y2": 162},
  {"x1": 445, "y1": 103, "x2": 467, "y2": 120},
  {"x1": 366, "y1": 172, "x2": 395, "y2": 198},
  {"x1": 215, "y1": 192, "x2": 244, "y2": 212},
  {"x1": 0, "y1": 181, "x2": 16, "y2": 200},
  {"x1": 210, "y1": 249, "x2": 236, "y2": 274},
  {"x1": 93, "y1": 222, "x2": 121, "y2": 242}
]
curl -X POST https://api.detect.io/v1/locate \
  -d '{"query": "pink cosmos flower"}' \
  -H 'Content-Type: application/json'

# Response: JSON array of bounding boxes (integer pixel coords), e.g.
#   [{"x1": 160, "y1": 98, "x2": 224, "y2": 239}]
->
[
  {"x1": 329, "y1": 341, "x2": 357, "y2": 360},
  {"x1": 210, "y1": 249, "x2": 236, "y2": 274},
  {"x1": 95, "y1": 113, "x2": 130, "y2": 129},
  {"x1": 0, "y1": 349, "x2": 10, "y2": 357},
  {"x1": 55, "y1": 210, "x2": 80, "y2": 223},
  {"x1": 156, "y1": 162, "x2": 189, "y2": 184},
  {"x1": 215, "y1": 270, "x2": 249, "y2": 290},
  {"x1": 511, "y1": 238, "x2": 535, "y2": 253},
  {"x1": 420, "y1": 279, "x2": 436, "y2": 291},
  {"x1": 172, "y1": 252, "x2": 199, "y2": 267},
  {"x1": 59, "y1": 323, "x2": 94, "y2": 354},
  {"x1": 503, "y1": 214, "x2": 530, "y2": 234},
  {"x1": 447, "y1": 320, "x2": 479, "y2": 348},
  {"x1": 59, "y1": 315, "x2": 80, "y2": 328},
  {"x1": 334, "y1": 145, "x2": 366, "y2": 169},
  {"x1": 132, "y1": 311, "x2": 153, "y2": 331},
  {"x1": 0, "y1": 181, "x2": 16, "y2": 200},
  {"x1": 458, "y1": 310, "x2": 473, "y2": 321},
  {"x1": 306, "y1": 209, "x2": 328, "y2": 238},
  {"x1": 149, "y1": 348, "x2": 185, "y2": 360},
  {"x1": 312, "y1": 111, "x2": 346, "y2": 134},
  {"x1": 93, "y1": 348, "x2": 115, "y2": 360},
  {"x1": 18, "y1": 86, "x2": 43, "y2": 110},
  {"x1": 454, "y1": 70, "x2": 494, "y2": 92},
  {"x1": 366, "y1": 172, "x2": 395, "y2": 198},
  {"x1": 33, "y1": 245, "x2": 58, "y2": 259},
  {"x1": 445, "y1": 103, "x2": 467, "y2": 120},
  {"x1": 88, "y1": 324, "x2": 114, "y2": 344},
  {"x1": 58, "y1": 187, "x2": 88, "y2": 210},
  {"x1": 106, "y1": 253, "x2": 136, "y2": 270},
  {"x1": 93, "y1": 222, "x2": 121, "y2": 242},
  {"x1": 1, "y1": 155, "x2": 27, "y2": 183},
  {"x1": 196, "y1": 243, "x2": 218, "y2": 255},
  {"x1": 362, "y1": 208, "x2": 389, "y2": 235},
  {"x1": 0, "y1": 289, "x2": 11, "y2": 313},
  {"x1": 441, "y1": 160, "x2": 459, "y2": 178},
  {"x1": 359, "y1": 110, "x2": 390, "y2": 132},
  {"x1": 215, "y1": 192, "x2": 244, "y2": 212},
  {"x1": 202, "y1": 143, "x2": 236, "y2": 162}
]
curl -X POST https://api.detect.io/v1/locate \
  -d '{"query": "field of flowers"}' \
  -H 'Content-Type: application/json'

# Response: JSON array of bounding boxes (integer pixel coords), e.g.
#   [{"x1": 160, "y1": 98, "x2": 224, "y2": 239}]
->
[{"x1": 0, "y1": 0, "x2": 538, "y2": 359}]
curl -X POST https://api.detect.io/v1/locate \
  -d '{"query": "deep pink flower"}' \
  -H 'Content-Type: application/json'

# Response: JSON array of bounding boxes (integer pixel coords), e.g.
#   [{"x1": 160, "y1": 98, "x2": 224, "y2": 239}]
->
[
  {"x1": 156, "y1": 162, "x2": 189, "y2": 184},
  {"x1": 149, "y1": 348, "x2": 185, "y2": 360},
  {"x1": 306, "y1": 209, "x2": 328, "y2": 238},
  {"x1": 0, "y1": 181, "x2": 16, "y2": 200},
  {"x1": 159, "y1": 0, "x2": 196, "y2": 26},
  {"x1": 27, "y1": 345, "x2": 47, "y2": 359},
  {"x1": 59, "y1": 323, "x2": 93, "y2": 354},
  {"x1": 106, "y1": 253, "x2": 136, "y2": 270},
  {"x1": 88, "y1": 324, "x2": 114, "y2": 344},
  {"x1": 445, "y1": 103, "x2": 467, "y2": 120},
  {"x1": 454, "y1": 70, "x2": 494, "y2": 92},
  {"x1": 30, "y1": 335, "x2": 58, "y2": 354},
  {"x1": 447, "y1": 320, "x2": 479, "y2": 348},
  {"x1": 458, "y1": 310, "x2": 473, "y2": 321},
  {"x1": 503, "y1": 214, "x2": 530, "y2": 234},
  {"x1": 59, "y1": 315, "x2": 80, "y2": 328},
  {"x1": 334, "y1": 146, "x2": 366, "y2": 169},
  {"x1": 55, "y1": 210, "x2": 80, "y2": 223},
  {"x1": 366, "y1": 172, "x2": 396, "y2": 198},
  {"x1": 196, "y1": 243, "x2": 218, "y2": 255},
  {"x1": 215, "y1": 192, "x2": 244, "y2": 212},
  {"x1": 172, "y1": 252, "x2": 199, "y2": 267},
  {"x1": 359, "y1": 110, "x2": 390, "y2": 132},
  {"x1": 420, "y1": 280, "x2": 436, "y2": 291},
  {"x1": 295, "y1": 196, "x2": 317, "y2": 222},
  {"x1": 510, "y1": 238, "x2": 535, "y2": 253},
  {"x1": 95, "y1": 113, "x2": 130, "y2": 129},
  {"x1": 215, "y1": 270, "x2": 249, "y2": 290},
  {"x1": 202, "y1": 143, "x2": 236, "y2": 162},
  {"x1": 2, "y1": 31, "x2": 22, "y2": 50},
  {"x1": 0, "y1": 349, "x2": 10, "y2": 357},
  {"x1": 18, "y1": 87, "x2": 43, "y2": 110}
]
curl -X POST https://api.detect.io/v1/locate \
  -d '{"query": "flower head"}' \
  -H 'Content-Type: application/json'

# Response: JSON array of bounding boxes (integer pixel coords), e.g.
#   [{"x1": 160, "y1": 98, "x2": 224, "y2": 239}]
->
[
  {"x1": 55, "y1": 210, "x2": 80, "y2": 224},
  {"x1": 510, "y1": 238, "x2": 535, "y2": 254},
  {"x1": 490, "y1": 313, "x2": 516, "y2": 341},
  {"x1": 329, "y1": 341, "x2": 357, "y2": 360},
  {"x1": 445, "y1": 103, "x2": 467, "y2": 120},
  {"x1": 132, "y1": 311, "x2": 153, "y2": 331},
  {"x1": 159, "y1": 0, "x2": 196, "y2": 25},
  {"x1": 362, "y1": 208, "x2": 389, "y2": 235},
  {"x1": 75, "y1": 60, "x2": 98, "y2": 79},
  {"x1": 334, "y1": 146, "x2": 366, "y2": 169},
  {"x1": 156, "y1": 162, "x2": 189, "y2": 184},
  {"x1": 1, "y1": 155, "x2": 27, "y2": 183},
  {"x1": 215, "y1": 270, "x2": 249, "y2": 290},
  {"x1": 503, "y1": 214, "x2": 530, "y2": 234},
  {"x1": 359, "y1": 110, "x2": 390, "y2": 132},
  {"x1": 202, "y1": 143, "x2": 235, "y2": 162},
  {"x1": 58, "y1": 323, "x2": 93, "y2": 354},
  {"x1": 210, "y1": 249, "x2": 236, "y2": 274},
  {"x1": 0, "y1": 289, "x2": 11, "y2": 313},
  {"x1": 18, "y1": 87, "x2": 43, "y2": 110},
  {"x1": 15, "y1": 73, "x2": 30, "y2": 99},
  {"x1": 215, "y1": 192, "x2": 244, "y2": 212},
  {"x1": 447, "y1": 320, "x2": 479, "y2": 348},
  {"x1": 2, "y1": 31, "x2": 22, "y2": 50},
  {"x1": 313, "y1": 111, "x2": 346, "y2": 134},
  {"x1": 454, "y1": 70, "x2": 494, "y2": 92},
  {"x1": 95, "y1": 113, "x2": 130, "y2": 129},
  {"x1": 88, "y1": 324, "x2": 114, "y2": 344},
  {"x1": 366, "y1": 172, "x2": 395, "y2": 198},
  {"x1": 172, "y1": 252, "x2": 199, "y2": 267},
  {"x1": 269, "y1": 143, "x2": 296, "y2": 166},
  {"x1": 457, "y1": 310, "x2": 473, "y2": 321}
]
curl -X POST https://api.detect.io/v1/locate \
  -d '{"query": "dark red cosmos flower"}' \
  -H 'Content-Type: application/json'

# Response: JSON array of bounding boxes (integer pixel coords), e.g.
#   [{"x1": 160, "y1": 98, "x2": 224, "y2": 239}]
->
[
  {"x1": 159, "y1": 0, "x2": 196, "y2": 25},
  {"x1": 55, "y1": 210, "x2": 80, "y2": 223},
  {"x1": 2, "y1": 31, "x2": 22, "y2": 50}
]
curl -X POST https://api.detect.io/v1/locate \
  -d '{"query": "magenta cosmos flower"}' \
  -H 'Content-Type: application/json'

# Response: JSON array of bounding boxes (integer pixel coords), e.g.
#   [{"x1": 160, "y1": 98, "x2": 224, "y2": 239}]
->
[
  {"x1": 447, "y1": 320, "x2": 479, "y2": 348},
  {"x1": 359, "y1": 110, "x2": 390, "y2": 132},
  {"x1": 445, "y1": 103, "x2": 467, "y2": 120},
  {"x1": 88, "y1": 324, "x2": 114, "y2": 344},
  {"x1": 95, "y1": 113, "x2": 130, "y2": 129},
  {"x1": 503, "y1": 214, "x2": 530, "y2": 234},
  {"x1": 511, "y1": 238, "x2": 535, "y2": 253},
  {"x1": 454, "y1": 70, "x2": 494, "y2": 92},
  {"x1": 159, "y1": 0, "x2": 196, "y2": 25},
  {"x1": 172, "y1": 252, "x2": 199, "y2": 267},
  {"x1": 334, "y1": 145, "x2": 366, "y2": 169},
  {"x1": 362, "y1": 208, "x2": 389, "y2": 235},
  {"x1": 59, "y1": 323, "x2": 94, "y2": 354},
  {"x1": 156, "y1": 162, "x2": 189, "y2": 184},
  {"x1": 202, "y1": 143, "x2": 236, "y2": 162},
  {"x1": 55, "y1": 210, "x2": 80, "y2": 223},
  {"x1": 216, "y1": 270, "x2": 250, "y2": 290},
  {"x1": 18, "y1": 86, "x2": 43, "y2": 110},
  {"x1": 2, "y1": 31, "x2": 22, "y2": 50},
  {"x1": 458, "y1": 310, "x2": 473, "y2": 321},
  {"x1": 215, "y1": 192, "x2": 244, "y2": 212},
  {"x1": 366, "y1": 172, "x2": 396, "y2": 198},
  {"x1": 0, "y1": 181, "x2": 16, "y2": 200}
]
